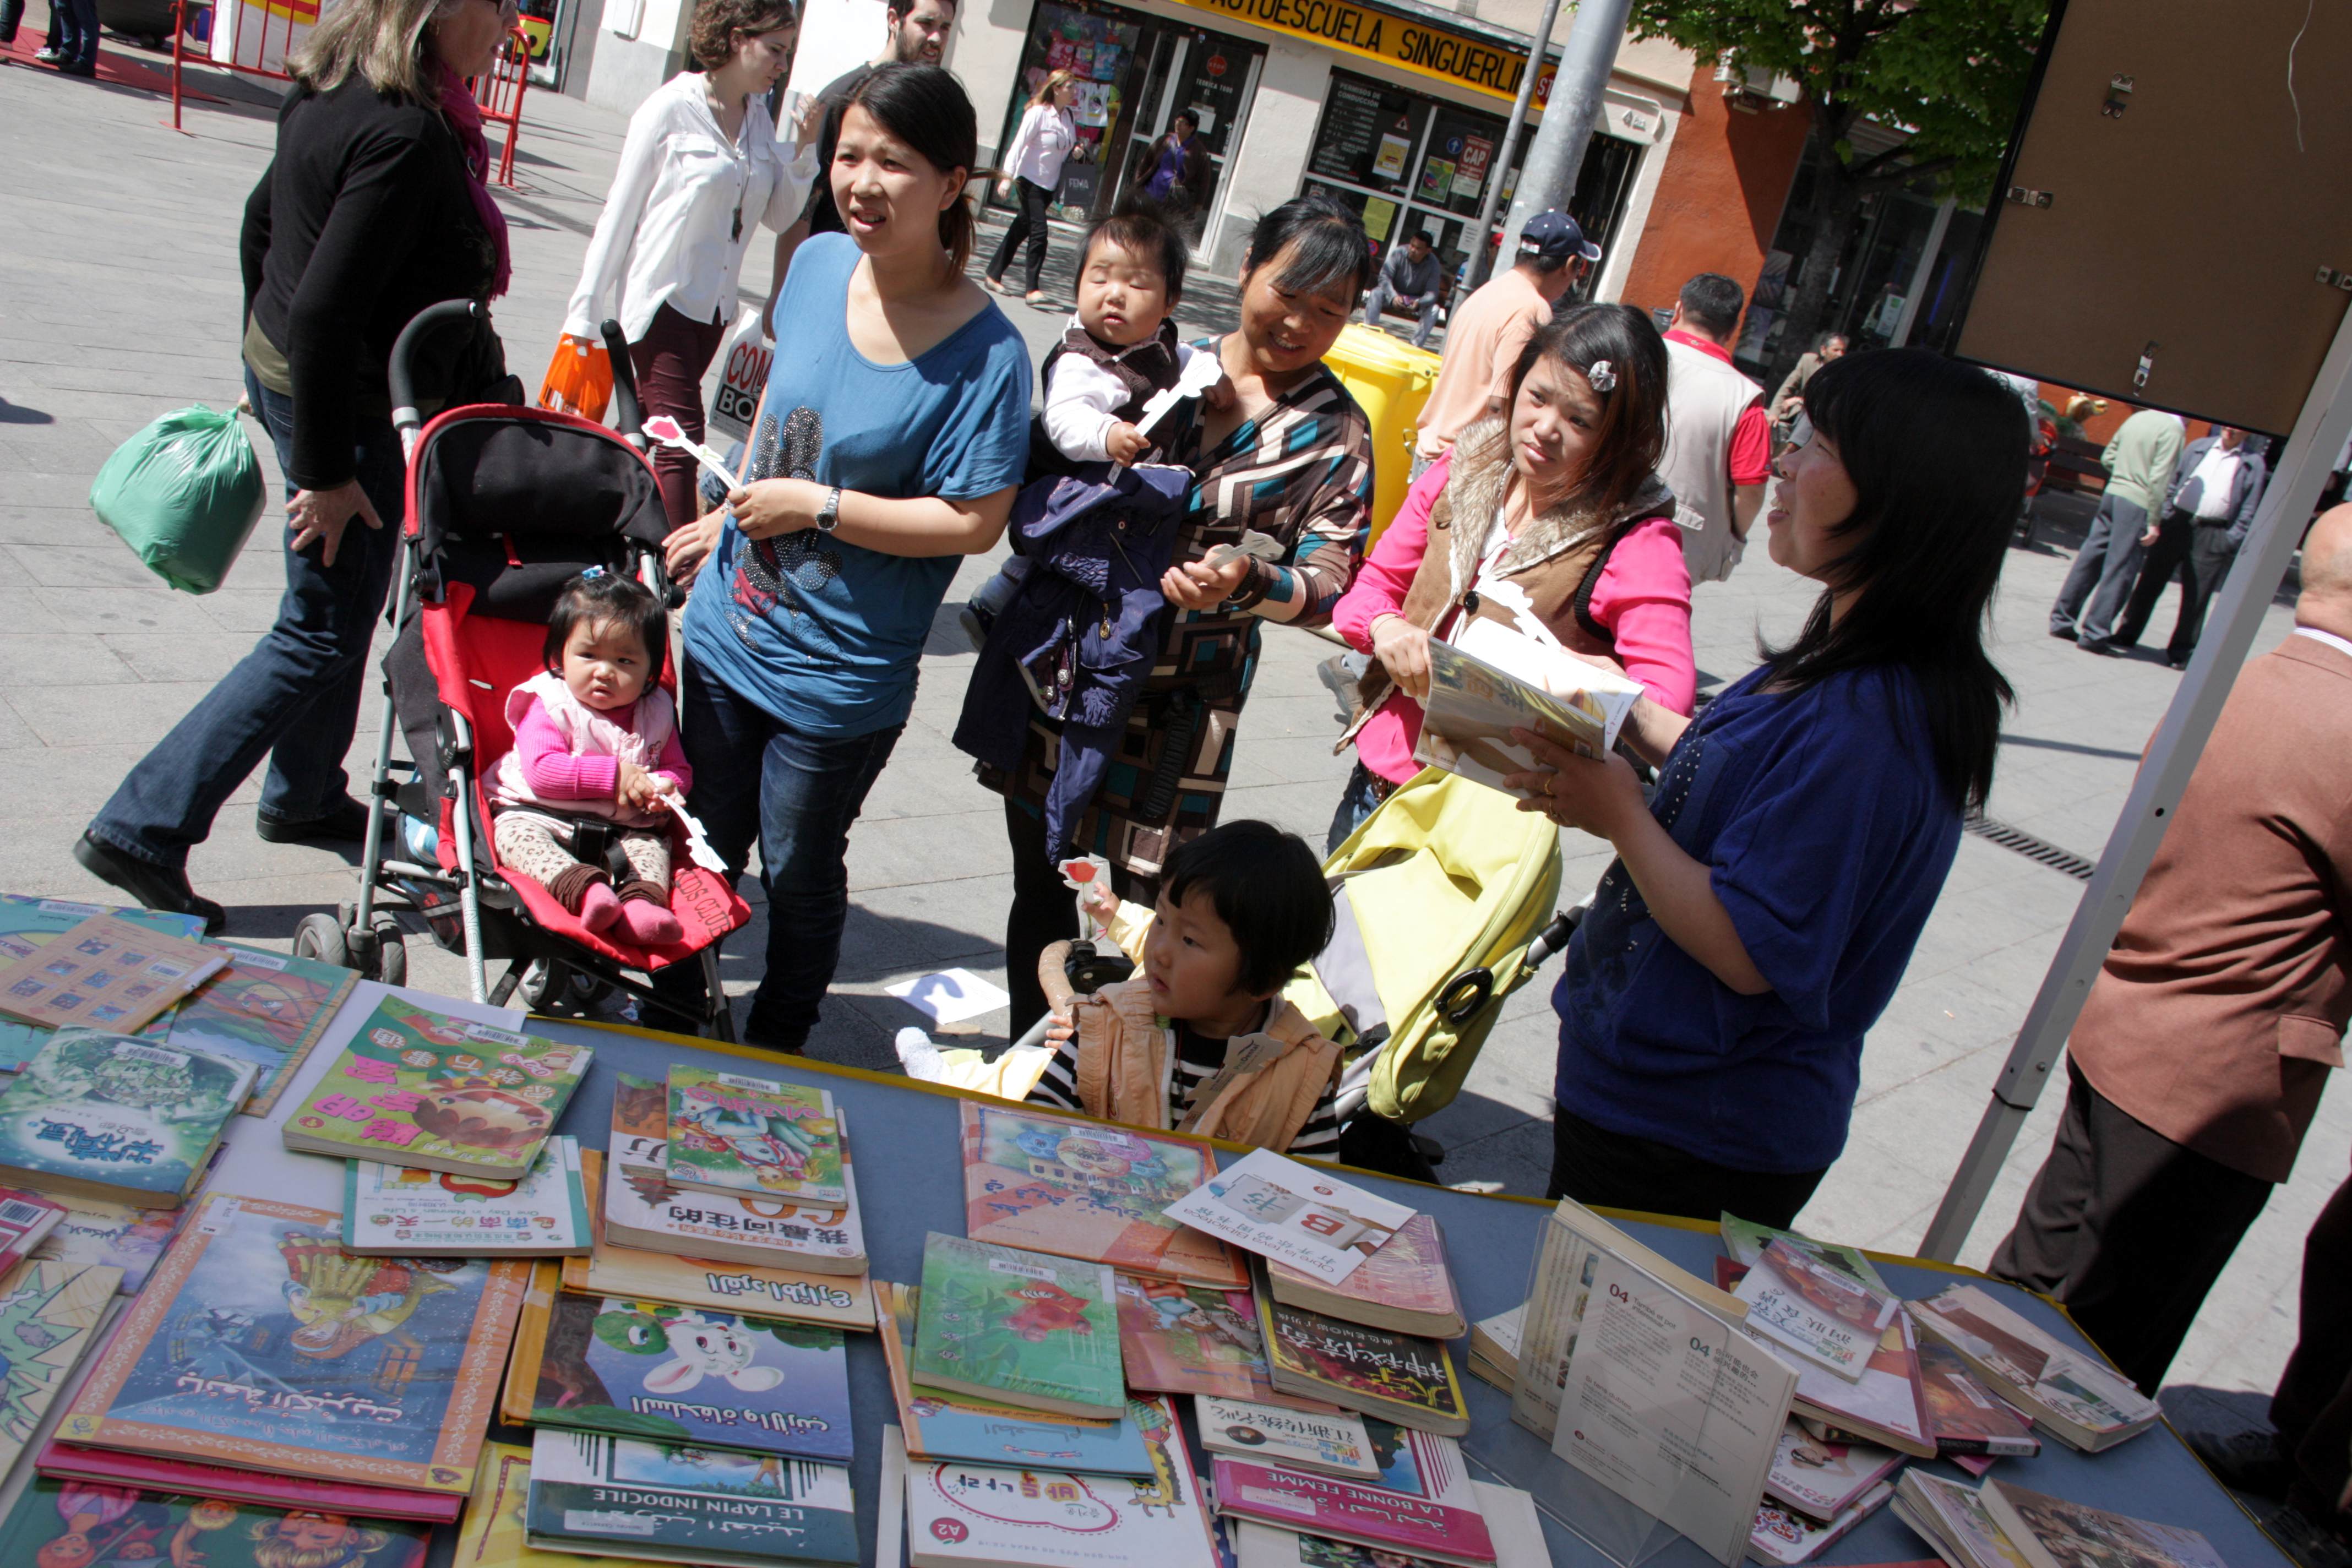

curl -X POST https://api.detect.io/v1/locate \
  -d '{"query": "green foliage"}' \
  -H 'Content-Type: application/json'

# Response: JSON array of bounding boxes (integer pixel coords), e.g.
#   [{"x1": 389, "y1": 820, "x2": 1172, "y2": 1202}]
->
[{"x1": 1629, "y1": 0, "x2": 2048, "y2": 204}]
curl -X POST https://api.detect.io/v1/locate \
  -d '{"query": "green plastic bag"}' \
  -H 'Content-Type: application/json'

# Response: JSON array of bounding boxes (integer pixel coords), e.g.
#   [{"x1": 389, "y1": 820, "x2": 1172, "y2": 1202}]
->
[{"x1": 89, "y1": 405, "x2": 267, "y2": 595}]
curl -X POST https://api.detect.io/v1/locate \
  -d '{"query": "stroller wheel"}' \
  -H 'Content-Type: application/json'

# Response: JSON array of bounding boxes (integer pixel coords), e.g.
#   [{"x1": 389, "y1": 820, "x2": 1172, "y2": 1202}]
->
[
  {"x1": 369, "y1": 919, "x2": 407, "y2": 987},
  {"x1": 292, "y1": 913, "x2": 354, "y2": 971}
]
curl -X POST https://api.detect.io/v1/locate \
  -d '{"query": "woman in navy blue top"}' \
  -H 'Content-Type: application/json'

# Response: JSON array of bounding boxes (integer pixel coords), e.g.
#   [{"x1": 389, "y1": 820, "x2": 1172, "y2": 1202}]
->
[{"x1": 1506, "y1": 349, "x2": 2028, "y2": 1226}]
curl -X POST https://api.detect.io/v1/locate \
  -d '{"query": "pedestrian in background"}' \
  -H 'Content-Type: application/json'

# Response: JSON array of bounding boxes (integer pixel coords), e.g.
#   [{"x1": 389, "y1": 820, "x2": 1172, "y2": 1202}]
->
[
  {"x1": 77, "y1": 0, "x2": 517, "y2": 929},
  {"x1": 1411, "y1": 211, "x2": 1597, "y2": 480},
  {"x1": 1132, "y1": 110, "x2": 1213, "y2": 227},
  {"x1": 1993, "y1": 504, "x2": 2352, "y2": 1396},
  {"x1": 1520, "y1": 349, "x2": 2022, "y2": 1226},
  {"x1": 1362, "y1": 230, "x2": 1446, "y2": 350},
  {"x1": 1658, "y1": 273, "x2": 1771, "y2": 587},
  {"x1": 2050, "y1": 406, "x2": 2185, "y2": 654},
  {"x1": 563, "y1": 0, "x2": 819, "y2": 533},
  {"x1": 2114, "y1": 424, "x2": 2267, "y2": 668},
  {"x1": 23, "y1": 0, "x2": 99, "y2": 75},
  {"x1": 1770, "y1": 331, "x2": 1845, "y2": 447},
  {"x1": 984, "y1": 69, "x2": 1079, "y2": 306}
]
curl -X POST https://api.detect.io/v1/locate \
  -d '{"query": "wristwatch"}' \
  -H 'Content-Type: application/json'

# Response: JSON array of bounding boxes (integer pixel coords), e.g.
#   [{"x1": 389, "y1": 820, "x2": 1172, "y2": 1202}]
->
[{"x1": 815, "y1": 486, "x2": 842, "y2": 533}]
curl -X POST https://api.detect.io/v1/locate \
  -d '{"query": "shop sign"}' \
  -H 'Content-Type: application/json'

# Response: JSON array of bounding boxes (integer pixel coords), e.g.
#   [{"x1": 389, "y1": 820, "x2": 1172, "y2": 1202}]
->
[
  {"x1": 1206, "y1": 51, "x2": 1228, "y2": 74},
  {"x1": 1166, "y1": 0, "x2": 1558, "y2": 105}
]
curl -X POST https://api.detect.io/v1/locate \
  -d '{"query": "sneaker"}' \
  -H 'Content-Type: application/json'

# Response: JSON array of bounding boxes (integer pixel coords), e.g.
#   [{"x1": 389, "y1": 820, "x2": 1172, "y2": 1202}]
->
[
  {"x1": 2185, "y1": 1427, "x2": 2294, "y2": 1499},
  {"x1": 2264, "y1": 1504, "x2": 2352, "y2": 1568},
  {"x1": 72, "y1": 832, "x2": 226, "y2": 934}
]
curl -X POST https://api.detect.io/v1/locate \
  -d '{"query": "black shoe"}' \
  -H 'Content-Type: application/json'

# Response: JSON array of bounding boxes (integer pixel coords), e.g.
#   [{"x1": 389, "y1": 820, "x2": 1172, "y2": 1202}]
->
[
  {"x1": 2049, "y1": 625, "x2": 2078, "y2": 641},
  {"x1": 72, "y1": 832, "x2": 226, "y2": 935},
  {"x1": 256, "y1": 796, "x2": 375, "y2": 844},
  {"x1": 53, "y1": 61, "x2": 95, "y2": 75},
  {"x1": 2185, "y1": 1427, "x2": 2295, "y2": 1499},
  {"x1": 2078, "y1": 638, "x2": 2125, "y2": 657},
  {"x1": 2166, "y1": 654, "x2": 2191, "y2": 670}
]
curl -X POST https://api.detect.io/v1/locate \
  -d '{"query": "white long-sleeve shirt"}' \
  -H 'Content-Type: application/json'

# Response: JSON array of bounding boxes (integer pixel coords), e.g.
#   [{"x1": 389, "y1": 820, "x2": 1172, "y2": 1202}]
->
[
  {"x1": 563, "y1": 71, "x2": 818, "y2": 342},
  {"x1": 1039, "y1": 322, "x2": 1213, "y2": 463},
  {"x1": 1000, "y1": 102, "x2": 1077, "y2": 190}
]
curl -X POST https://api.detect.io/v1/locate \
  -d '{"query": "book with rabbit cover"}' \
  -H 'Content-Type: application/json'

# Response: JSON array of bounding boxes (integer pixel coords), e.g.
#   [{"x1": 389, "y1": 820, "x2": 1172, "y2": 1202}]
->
[
  {"x1": 58, "y1": 1191, "x2": 528, "y2": 1494},
  {"x1": 524, "y1": 1289, "x2": 851, "y2": 1462}
]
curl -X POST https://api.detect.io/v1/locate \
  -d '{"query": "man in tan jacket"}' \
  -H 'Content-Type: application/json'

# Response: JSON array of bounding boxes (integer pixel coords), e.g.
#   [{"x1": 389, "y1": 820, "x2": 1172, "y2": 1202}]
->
[{"x1": 1992, "y1": 505, "x2": 2352, "y2": 1395}]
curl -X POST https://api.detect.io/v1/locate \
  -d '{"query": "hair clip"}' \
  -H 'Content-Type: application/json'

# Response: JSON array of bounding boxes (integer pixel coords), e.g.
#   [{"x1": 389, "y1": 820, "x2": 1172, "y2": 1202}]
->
[
  {"x1": 579, "y1": 565, "x2": 606, "y2": 580},
  {"x1": 1586, "y1": 360, "x2": 1617, "y2": 393}
]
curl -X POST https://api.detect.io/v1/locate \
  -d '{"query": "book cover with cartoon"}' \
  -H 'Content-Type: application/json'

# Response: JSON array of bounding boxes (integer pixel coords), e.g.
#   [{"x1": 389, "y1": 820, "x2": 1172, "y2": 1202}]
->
[
  {"x1": 910, "y1": 1233, "x2": 1123, "y2": 1417},
  {"x1": 525, "y1": 1292, "x2": 851, "y2": 1462},
  {"x1": 1114, "y1": 1273, "x2": 1286, "y2": 1403},
  {"x1": 0, "y1": 897, "x2": 203, "y2": 1072},
  {"x1": 663, "y1": 1066, "x2": 844, "y2": 1206},
  {"x1": 959, "y1": 1102, "x2": 1244, "y2": 1288},
  {"x1": 166, "y1": 941, "x2": 358, "y2": 1117},
  {"x1": 0, "y1": 1031, "x2": 253, "y2": 1203},
  {"x1": 283, "y1": 997, "x2": 589, "y2": 1180},
  {"x1": 60, "y1": 1192, "x2": 528, "y2": 1494},
  {"x1": 0, "y1": 1258, "x2": 122, "y2": 1473},
  {"x1": 0, "y1": 1478, "x2": 432, "y2": 1568},
  {"x1": 524, "y1": 1427, "x2": 857, "y2": 1564}
]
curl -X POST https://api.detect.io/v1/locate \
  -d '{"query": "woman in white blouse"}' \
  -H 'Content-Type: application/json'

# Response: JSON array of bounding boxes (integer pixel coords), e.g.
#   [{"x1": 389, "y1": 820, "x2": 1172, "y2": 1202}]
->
[
  {"x1": 563, "y1": 0, "x2": 820, "y2": 530},
  {"x1": 983, "y1": 69, "x2": 1078, "y2": 305}
]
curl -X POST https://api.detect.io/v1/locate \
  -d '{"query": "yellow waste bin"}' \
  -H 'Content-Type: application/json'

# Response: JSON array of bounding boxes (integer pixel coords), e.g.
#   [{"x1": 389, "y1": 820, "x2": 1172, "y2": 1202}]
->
[{"x1": 1323, "y1": 323, "x2": 1441, "y2": 547}]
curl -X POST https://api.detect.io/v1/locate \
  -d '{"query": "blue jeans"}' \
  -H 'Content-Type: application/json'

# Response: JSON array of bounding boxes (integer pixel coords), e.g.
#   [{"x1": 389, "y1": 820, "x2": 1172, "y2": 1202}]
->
[
  {"x1": 1364, "y1": 280, "x2": 1441, "y2": 349},
  {"x1": 42, "y1": 0, "x2": 97, "y2": 66},
  {"x1": 1325, "y1": 760, "x2": 1390, "y2": 858},
  {"x1": 679, "y1": 663, "x2": 903, "y2": 1050},
  {"x1": 88, "y1": 368, "x2": 405, "y2": 870}
]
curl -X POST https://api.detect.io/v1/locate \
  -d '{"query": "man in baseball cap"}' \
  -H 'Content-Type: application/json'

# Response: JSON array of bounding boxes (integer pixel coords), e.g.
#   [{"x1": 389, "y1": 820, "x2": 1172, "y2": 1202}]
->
[{"x1": 1412, "y1": 210, "x2": 1597, "y2": 473}]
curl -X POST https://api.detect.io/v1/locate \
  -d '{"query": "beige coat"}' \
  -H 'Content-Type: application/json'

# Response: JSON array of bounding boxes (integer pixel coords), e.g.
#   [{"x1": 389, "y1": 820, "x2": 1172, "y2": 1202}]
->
[{"x1": 1070, "y1": 977, "x2": 1342, "y2": 1155}]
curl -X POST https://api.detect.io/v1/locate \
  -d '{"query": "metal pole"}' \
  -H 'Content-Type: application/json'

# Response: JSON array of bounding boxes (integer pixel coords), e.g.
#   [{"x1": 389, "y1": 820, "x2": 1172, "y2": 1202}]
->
[
  {"x1": 1918, "y1": 301, "x2": 2352, "y2": 1261},
  {"x1": 1496, "y1": 0, "x2": 1631, "y2": 269},
  {"x1": 1463, "y1": 0, "x2": 1565, "y2": 293}
]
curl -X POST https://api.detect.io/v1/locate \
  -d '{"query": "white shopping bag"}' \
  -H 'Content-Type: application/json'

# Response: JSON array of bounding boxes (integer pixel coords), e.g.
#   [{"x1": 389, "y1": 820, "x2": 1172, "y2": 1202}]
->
[{"x1": 707, "y1": 305, "x2": 772, "y2": 442}]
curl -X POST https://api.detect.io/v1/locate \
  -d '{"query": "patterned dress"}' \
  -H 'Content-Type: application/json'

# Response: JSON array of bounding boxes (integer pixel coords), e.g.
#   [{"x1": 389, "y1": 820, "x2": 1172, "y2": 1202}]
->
[{"x1": 981, "y1": 349, "x2": 1374, "y2": 881}]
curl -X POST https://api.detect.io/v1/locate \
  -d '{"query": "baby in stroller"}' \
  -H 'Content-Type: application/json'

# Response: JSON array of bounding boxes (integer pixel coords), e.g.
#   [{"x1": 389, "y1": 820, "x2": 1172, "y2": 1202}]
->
[{"x1": 488, "y1": 570, "x2": 689, "y2": 946}]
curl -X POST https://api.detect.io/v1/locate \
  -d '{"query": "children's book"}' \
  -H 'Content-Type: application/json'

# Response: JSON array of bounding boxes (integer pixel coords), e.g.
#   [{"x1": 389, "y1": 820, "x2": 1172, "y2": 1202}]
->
[
  {"x1": 59, "y1": 1190, "x2": 529, "y2": 1494},
  {"x1": 38, "y1": 1441, "x2": 468, "y2": 1523},
  {"x1": 1231, "y1": 1482, "x2": 1548, "y2": 1568},
  {"x1": 30, "y1": 1196, "x2": 185, "y2": 1293},
  {"x1": 911, "y1": 1232, "x2": 1124, "y2": 1419},
  {"x1": 525, "y1": 1426, "x2": 858, "y2": 1566},
  {"x1": 1762, "y1": 1422, "x2": 1903, "y2": 1520},
  {"x1": 876, "y1": 1281, "x2": 1155, "y2": 1477},
  {"x1": 563, "y1": 1155, "x2": 874, "y2": 1330},
  {"x1": 0, "y1": 1029, "x2": 255, "y2": 1207},
  {"x1": 1259, "y1": 1291, "x2": 1470, "y2": 1436},
  {"x1": 1979, "y1": 1482, "x2": 2229, "y2": 1568},
  {"x1": 1163, "y1": 1148, "x2": 1412, "y2": 1287},
  {"x1": 608, "y1": 1070, "x2": 672, "y2": 1178},
  {"x1": 454, "y1": 1442, "x2": 618, "y2": 1566},
  {"x1": 283, "y1": 996, "x2": 590, "y2": 1180},
  {"x1": 0, "y1": 1185, "x2": 65, "y2": 1273},
  {"x1": 166, "y1": 940, "x2": 360, "y2": 1115},
  {"x1": 0, "y1": 912, "x2": 229, "y2": 1035},
  {"x1": 1907, "y1": 1284, "x2": 2159, "y2": 1451},
  {"x1": 0, "y1": 1257, "x2": 121, "y2": 1473},
  {"x1": 663, "y1": 1065, "x2": 845, "y2": 1207},
  {"x1": 1736, "y1": 1238, "x2": 1897, "y2": 1382},
  {"x1": 1211, "y1": 1421, "x2": 1495, "y2": 1568},
  {"x1": 0, "y1": 897, "x2": 204, "y2": 1070},
  {"x1": 342, "y1": 1136, "x2": 591, "y2": 1256},
  {"x1": 1751, "y1": 1482, "x2": 1896, "y2": 1566},
  {"x1": 522, "y1": 1289, "x2": 851, "y2": 1462},
  {"x1": 0, "y1": 1475, "x2": 433, "y2": 1568},
  {"x1": 900, "y1": 1397, "x2": 1224, "y2": 1568},
  {"x1": 1722, "y1": 1213, "x2": 1894, "y2": 1292},
  {"x1": 1916, "y1": 1340, "x2": 2040, "y2": 1457},
  {"x1": 1114, "y1": 1272, "x2": 1292, "y2": 1404},
  {"x1": 1266, "y1": 1212, "x2": 1463, "y2": 1339},
  {"x1": 1197, "y1": 1396, "x2": 1379, "y2": 1479},
  {"x1": 960, "y1": 1102, "x2": 1246, "y2": 1288},
  {"x1": 607, "y1": 1104, "x2": 864, "y2": 1273}
]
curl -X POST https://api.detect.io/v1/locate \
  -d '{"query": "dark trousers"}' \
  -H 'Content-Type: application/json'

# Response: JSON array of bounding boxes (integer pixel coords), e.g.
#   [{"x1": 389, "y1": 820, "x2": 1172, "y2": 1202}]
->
[
  {"x1": 1548, "y1": 1106, "x2": 1826, "y2": 1229},
  {"x1": 1989, "y1": 1061, "x2": 2274, "y2": 1395},
  {"x1": 987, "y1": 176, "x2": 1055, "y2": 295},
  {"x1": 89, "y1": 366, "x2": 404, "y2": 870},
  {"x1": 2272, "y1": 1173, "x2": 2352, "y2": 1520},
  {"x1": 2117, "y1": 513, "x2": 2238, "y2": 658},
  {"x1": 676, "y1": 663, "x2": 902, "y2": 1051},
  {"x1": 0, "y1": 0, "x2": 23, "y2": 42},
  {"x1": 2051, "y1": 491, "x2": 2152, "y2": 645},
  {"x1": 1002, "y1": 798, "x2": 1150, "y2": 1039},
  {"x1": 627, "y1": 302, "x2": 728, "y2": 535}
]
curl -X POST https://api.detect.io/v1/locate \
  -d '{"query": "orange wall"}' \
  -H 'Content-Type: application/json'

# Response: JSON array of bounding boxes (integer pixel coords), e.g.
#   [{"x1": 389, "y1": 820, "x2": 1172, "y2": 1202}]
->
[{"x1": 1619, "y1": 62, "x2": 1814, "y2": 323}]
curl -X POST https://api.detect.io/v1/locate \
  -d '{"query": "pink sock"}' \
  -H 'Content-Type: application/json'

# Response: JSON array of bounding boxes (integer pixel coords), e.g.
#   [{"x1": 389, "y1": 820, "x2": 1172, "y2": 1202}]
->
[
  {"x1": 619, "y1": 899, "x2": 683, "y2": 945},
  {"x1": 580, "y1": 881, "x2": 623, "y2": 933}
]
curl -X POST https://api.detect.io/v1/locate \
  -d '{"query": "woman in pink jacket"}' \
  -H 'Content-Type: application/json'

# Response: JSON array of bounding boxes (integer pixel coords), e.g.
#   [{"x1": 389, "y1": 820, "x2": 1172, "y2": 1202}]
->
[{"x1": 1327, "y1": 303, "x2": 1695, "y2": 851}]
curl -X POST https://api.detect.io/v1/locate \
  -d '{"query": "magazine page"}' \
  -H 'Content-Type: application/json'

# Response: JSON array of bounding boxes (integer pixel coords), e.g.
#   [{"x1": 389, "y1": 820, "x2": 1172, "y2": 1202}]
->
[{"x1": 1414, "y1": 635, "x2": 1640, "y2": 798}]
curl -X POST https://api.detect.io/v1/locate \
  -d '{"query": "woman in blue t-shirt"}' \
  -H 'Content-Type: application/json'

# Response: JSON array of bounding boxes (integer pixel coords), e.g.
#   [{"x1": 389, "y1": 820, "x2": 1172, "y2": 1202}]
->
[
  {"x1": 1505, "y1": 349, "x2": 2027, "y2": 1226},
  {"x1": 661, "y1": 63, "x2": 1031, "y2": 1052}
]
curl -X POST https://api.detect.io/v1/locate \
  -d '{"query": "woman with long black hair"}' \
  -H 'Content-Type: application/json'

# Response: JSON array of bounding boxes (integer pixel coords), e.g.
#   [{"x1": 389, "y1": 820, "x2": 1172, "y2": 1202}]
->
[{"x1": 1513, "y1": 347, "x2": 2026, "y2": 1227}]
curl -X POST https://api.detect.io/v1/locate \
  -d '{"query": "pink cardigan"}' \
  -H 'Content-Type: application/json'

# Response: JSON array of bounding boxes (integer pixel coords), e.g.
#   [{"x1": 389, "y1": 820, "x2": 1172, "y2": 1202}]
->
[{"x1": 1332, "y1": 458, "x2": 1696, "y2": 787}]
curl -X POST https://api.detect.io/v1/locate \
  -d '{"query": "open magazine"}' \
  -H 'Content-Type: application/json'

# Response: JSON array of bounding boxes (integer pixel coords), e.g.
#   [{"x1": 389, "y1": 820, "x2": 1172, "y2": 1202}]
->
[{"x1": 1412, "y1": 620, "x2": 1646, "y2": 799}]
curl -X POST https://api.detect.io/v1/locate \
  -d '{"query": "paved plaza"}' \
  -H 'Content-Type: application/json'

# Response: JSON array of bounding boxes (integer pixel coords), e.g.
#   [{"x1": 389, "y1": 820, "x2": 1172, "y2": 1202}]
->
[{"x1": 0, "y1": 55, "x2": 2334, "y2": 1414}]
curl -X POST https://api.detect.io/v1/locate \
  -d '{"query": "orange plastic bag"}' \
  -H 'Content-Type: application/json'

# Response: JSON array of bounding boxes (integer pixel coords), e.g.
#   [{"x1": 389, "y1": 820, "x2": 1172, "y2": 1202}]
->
[{"x1": 537, "y1": 334, "x2": 613, "y2": 421}]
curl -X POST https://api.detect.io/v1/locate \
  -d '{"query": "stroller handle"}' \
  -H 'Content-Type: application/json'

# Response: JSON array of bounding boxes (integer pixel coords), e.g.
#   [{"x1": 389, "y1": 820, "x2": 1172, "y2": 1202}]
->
[
  {"x1": 389, "y1": 301, "x2": 486, "y2": 450},
  {"x1": 600, "y1": 318, "x2": 648, "y2": 449}
]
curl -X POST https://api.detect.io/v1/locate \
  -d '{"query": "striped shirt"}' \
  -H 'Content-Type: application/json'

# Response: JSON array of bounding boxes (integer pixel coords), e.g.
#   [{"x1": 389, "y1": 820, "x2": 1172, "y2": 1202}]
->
[{"x1": 1027, "y1": 1009, "x2": 1343, "y2": 1160}]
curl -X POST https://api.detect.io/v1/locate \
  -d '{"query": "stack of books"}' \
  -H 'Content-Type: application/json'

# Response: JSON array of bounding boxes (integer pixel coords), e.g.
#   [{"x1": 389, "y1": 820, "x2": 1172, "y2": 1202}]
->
[
  {"x1": 1896, "y1": 1473, "x2": 2229, "y2": 1568},
  {"x1": 1749, "y1": 1420, "x2": 1903, "y2": 1565},
  {"x1": 1908, "y1": 1283, "x2": 2162, "y2": 1451}
]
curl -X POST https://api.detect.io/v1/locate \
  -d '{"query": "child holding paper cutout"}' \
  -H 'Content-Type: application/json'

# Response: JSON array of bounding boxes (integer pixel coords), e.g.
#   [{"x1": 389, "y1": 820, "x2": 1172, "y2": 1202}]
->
[{"x1": 488, "y1": 571, "x2": 690, "y2": 944}]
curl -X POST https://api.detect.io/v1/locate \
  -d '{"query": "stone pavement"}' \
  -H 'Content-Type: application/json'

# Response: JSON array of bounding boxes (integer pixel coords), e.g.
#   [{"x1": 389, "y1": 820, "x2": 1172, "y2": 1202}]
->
[{"x1": 0, "y1": 53, "x2": 2336, "y2": 1408}]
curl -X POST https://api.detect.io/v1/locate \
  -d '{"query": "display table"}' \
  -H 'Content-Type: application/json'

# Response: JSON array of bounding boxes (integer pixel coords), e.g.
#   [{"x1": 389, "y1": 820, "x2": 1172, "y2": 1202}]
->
[{"x1": 186, "y1": 988, "x2": 2285, "y2": 1568}]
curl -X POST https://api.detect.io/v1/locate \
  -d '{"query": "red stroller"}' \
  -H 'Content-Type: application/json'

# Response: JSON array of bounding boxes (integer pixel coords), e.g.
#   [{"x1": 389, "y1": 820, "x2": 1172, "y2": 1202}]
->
[{"x1": 291, "y1": 302, "x2": 749, "y2": 1036}]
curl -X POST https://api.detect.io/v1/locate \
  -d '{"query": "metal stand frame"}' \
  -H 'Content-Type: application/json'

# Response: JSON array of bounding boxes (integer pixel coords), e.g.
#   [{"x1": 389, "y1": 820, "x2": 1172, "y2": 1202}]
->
[{"x1": 1921, "y1": 304, "x2": 2352, "y2": 1260}]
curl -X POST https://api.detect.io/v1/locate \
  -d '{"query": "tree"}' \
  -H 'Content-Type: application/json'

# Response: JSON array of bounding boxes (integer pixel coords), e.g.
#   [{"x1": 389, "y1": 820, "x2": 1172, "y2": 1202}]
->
[{"x1": 1629, "y1": 0, "x2": 2047, "y2": 357}]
